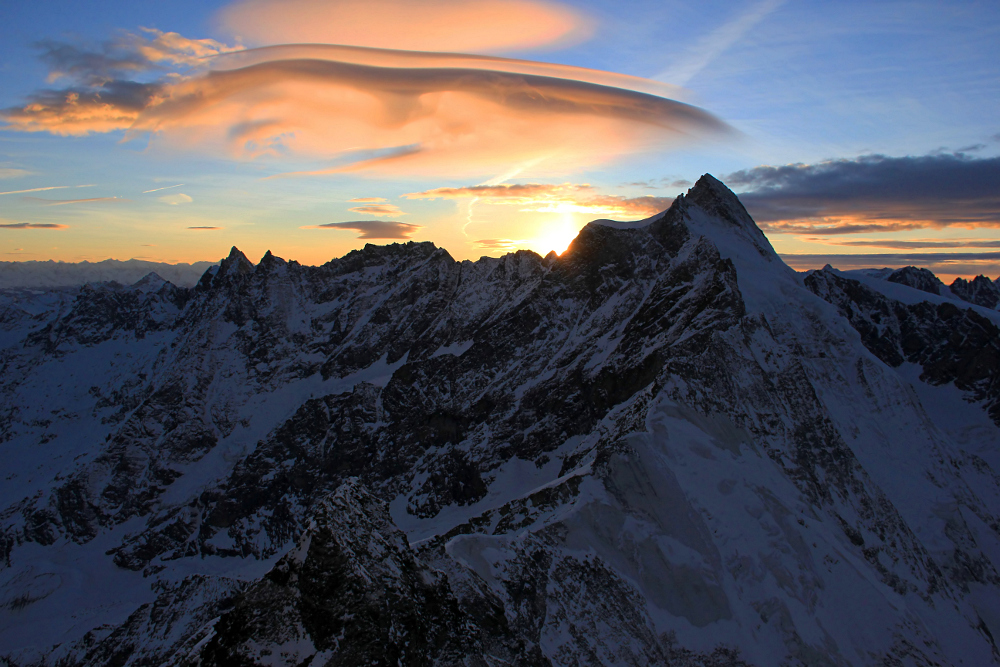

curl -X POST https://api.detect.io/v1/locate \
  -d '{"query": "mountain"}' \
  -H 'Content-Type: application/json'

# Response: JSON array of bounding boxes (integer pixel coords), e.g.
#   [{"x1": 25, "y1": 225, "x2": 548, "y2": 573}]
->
[
  {"x1": 1, "y1": 175, "x2": 999, "y2": 665},
  {"x1": 0, "y1": 258, "x2": 217, "y2": 289},
  {"x1": 847, "y1": 265, "x2": 1000, "y2": 312},
  {"x1": 951, "y1": 275, "x2": 1000, "y2": 310}
]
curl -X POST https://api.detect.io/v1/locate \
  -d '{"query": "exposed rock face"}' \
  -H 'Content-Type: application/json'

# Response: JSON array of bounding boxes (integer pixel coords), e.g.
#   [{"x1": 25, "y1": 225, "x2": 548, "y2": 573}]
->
[
  {"x1": 199, "y1": 480, "x2": 539, "y2": 666},
  {"x1": 806, "y1": 267, "x2": 1000, "y2": 423},
  {"x1": 0, "y1": 175, "x2": 999, "y2": 666},
  {"x1": 887, "y1": 266, "x2": 946, "y2": 295},
  {"x1": 951, "y1": 274, "x2": 1000, "y2": 309}
]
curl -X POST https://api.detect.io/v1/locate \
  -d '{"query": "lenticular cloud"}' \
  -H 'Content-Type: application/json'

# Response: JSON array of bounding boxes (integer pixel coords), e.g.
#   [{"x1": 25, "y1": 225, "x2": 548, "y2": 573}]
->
[{"x1": 3, "y1": 26, "x2": 731, "y2": 178}]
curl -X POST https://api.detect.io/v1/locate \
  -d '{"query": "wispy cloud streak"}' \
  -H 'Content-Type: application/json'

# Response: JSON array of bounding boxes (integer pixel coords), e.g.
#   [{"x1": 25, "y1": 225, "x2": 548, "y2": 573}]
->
[
  {"x1": 25, "y1": 196, "x2": 126, "y2": 206},
  {"x1": 143, "y1": 183, "x2": 184, "y2": 193},
  {"x1": 657, "y1": 0, "x2": 787, "y2": 85},
  {"x1": 0, "y1": 184, "x2": 94, "y2": 196}
]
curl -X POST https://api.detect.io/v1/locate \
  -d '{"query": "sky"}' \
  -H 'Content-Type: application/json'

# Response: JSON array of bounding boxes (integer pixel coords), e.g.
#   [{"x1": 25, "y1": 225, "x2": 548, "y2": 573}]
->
[{"x1": 0, "y1": 0, "x2": 998, "y2": 281}]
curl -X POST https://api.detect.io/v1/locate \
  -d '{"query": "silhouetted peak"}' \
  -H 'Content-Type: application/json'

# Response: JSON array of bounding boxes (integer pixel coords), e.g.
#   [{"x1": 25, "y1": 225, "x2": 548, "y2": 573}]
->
[
  {"x1": 887, "y1": 266, "x2": 944, "y2": 296},
  {"x1": 684, "y1": 174, "x2": 757, "y2": 228},
  {"x1": 259, "y1": 250, "x2": 287, "y2": 270},
  {"x1": 218, "y1": 247, "x2": 254, "y2": 278}
]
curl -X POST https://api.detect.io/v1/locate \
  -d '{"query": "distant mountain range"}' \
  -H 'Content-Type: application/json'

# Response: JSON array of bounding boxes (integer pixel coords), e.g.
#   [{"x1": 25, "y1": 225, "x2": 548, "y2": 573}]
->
[
  {"x1": 0, "y1": 258, "x2": 218, "y2": 289},
  {"x1": 1, "y1": 176, "x2": 999, "y2": 665}
]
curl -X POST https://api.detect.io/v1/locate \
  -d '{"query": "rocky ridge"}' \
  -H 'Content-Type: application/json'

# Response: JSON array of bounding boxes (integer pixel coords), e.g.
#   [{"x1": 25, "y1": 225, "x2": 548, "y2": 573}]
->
[{"x1": 0, "y1": 175, "x2": 998, "y2": 665}]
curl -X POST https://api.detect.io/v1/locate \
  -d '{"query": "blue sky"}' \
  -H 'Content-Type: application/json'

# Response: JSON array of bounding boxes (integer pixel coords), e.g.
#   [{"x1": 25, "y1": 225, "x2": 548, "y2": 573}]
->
[{"x1": 1, "y1": 0, "x2": 998, "y2": 280}]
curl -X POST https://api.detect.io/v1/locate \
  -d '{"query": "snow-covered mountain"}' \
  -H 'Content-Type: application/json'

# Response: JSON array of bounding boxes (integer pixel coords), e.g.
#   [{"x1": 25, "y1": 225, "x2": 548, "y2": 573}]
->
[
  {"x1": 846, "y1": 265, "x2": 1000, "y2": 312},
  {"x1": 1, "y1": 175, "x2": 999, "y2": 666},
  {"x1": 0, "y1": 258, "x2": 217, "y2": 289}
]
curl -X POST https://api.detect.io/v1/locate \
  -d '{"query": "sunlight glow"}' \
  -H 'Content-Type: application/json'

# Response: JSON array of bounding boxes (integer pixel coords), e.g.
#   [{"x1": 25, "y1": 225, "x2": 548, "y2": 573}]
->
[{"x1": 532, "y1": 210, "x2": 581, "y2": 255}]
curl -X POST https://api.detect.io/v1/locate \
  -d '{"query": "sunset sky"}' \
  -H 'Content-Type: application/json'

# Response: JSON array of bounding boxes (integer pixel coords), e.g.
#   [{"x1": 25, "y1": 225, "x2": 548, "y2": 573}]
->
[{"x1": 1, "y1": 0, "x2": 998, "y2": 280}]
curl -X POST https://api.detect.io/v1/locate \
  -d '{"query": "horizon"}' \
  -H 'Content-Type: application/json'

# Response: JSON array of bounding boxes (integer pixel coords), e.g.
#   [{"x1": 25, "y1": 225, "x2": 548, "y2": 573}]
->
[{"x1": 1, "y1": 1, "x2": 999, "y2": 280}]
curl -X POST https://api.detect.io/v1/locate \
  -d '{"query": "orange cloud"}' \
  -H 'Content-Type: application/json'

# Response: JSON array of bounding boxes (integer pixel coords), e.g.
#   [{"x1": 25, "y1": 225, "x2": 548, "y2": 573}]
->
[
  {"x1": 0, "y1": 222, "x2": 69, "y2": 229},
  {"x1": 407, "y1": 183, "x2": 673, "y2": 217},
  {"x1": 210, "y1": 44, "x2": 683, "y2": 98},
  {"x1": 348, "y1": 204, "x2": 404, "y2": 216},
  {"x1": 349, "y1": 196, "x2": 387, "y2": 203},
  {"x1": 129, "y1": 28, "x2": 243, "y2": 67},
  {"x1": 217, "y1": 0, "x2": 593, "y2": 53},
  {"x1": 475, "y1": 238, "x2": 526, "y2": 251},
  {"x1": 301, "y1": 220, "x2": 420, "y2": 239},
  {"x1": 188, "y1": 226, "x2": 222, "y2": 229},
  {"x1": 4, "y1": 38, "x2": 728, "y2": 177}
]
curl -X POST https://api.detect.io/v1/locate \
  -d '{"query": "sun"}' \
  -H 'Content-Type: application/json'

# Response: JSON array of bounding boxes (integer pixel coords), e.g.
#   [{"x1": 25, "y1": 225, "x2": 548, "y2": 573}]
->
[{"x1": 533, "y1": 208, "x2": 581, "y2": 256}]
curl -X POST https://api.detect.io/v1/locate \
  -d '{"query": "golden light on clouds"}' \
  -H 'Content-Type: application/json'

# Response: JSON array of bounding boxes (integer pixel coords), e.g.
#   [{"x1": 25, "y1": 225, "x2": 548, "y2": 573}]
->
[
  {"x1": 406, "y1": 182, "x2": 673, "y2": 217},
  {"x1": 2, "y1": 38, "x2": 728, "y2": 178},
  {"x1": 135, "y1": 60, "x2": 725, "y2": 177},
  {"x1": 217, "y1": 0, "x2": 593, "y2": 53},
  {"x1": 347, "y1": 204, "x2": 404, "y2": 216}
]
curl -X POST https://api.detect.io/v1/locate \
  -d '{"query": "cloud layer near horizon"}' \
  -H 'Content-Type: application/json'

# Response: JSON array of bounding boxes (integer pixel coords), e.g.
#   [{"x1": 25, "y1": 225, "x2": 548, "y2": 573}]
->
[
  {"x1": 730, "y1": 153, "x2": 1000, "y2": 234},
  {"x1": 217, "y1": 0, "x2": 593, "y2": 53},
  {"x1": 2, "y1": 34, "x2": 728, "y2": 177},
  {"x1": 780, "y1": 252, "x2": 1000, "y2": 279}
]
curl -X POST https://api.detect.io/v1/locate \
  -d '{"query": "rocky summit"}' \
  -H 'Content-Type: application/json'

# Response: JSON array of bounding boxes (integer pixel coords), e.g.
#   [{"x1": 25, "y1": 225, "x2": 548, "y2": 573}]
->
[{"x1": 1, "y1": 175, "x2": 999, "y2": 666}]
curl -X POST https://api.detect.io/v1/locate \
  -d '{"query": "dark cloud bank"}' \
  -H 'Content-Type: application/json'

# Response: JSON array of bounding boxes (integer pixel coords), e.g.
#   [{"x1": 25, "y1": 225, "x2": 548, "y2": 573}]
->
[{"x1": 729, "y1": 153, "x2": 1000, "y2": 230}]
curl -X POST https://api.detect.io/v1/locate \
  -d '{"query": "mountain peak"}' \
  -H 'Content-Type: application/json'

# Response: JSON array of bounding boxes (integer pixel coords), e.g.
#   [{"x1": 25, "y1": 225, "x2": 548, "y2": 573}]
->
[
  {"x1": 218, "y1": 246, "x2": 254, "y2": 278},
  {"x1": 685, "y1": 174, "x2": 758, "y2": 229}
]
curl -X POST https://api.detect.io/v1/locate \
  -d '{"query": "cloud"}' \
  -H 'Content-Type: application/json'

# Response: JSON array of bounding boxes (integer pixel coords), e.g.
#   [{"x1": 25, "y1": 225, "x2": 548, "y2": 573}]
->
[
  {"x1": 188, "y1": 226, "x2": 222, "y2": 229},
  {"x1": 349, "y1": 197, "x2": 387, "y2": 203},
  {"x1": 37, "y1": 28, "x2": 241, "y2": 84},
  {"x1": 24, "y1": 196, "x2": 126, "y2": 206},
  {"x1": 816, "y1": 239, "x2": 1000, "y2": 249},
  {"x1": 781, "y1": 252, "x2": 1000, "y2": 278},
  {"x1": 211, "y1": 44, "x2": 684, "y2": 97},
  {"x1": 159, "y1": 192, "x2": 193, "y2": 205},
  {"x1": 143, "y1": 183, "x2": 184, "y2": 193},
  {"x1": 0, "y1": 169, "x2": 33, "y2": 179},
  {"x1": 2, "y1": 80, "x2": 163, "y2": 136},
  {"x1": 0, "y1": 184, "x2": 94, "y2": 196},
  {"x1": 217, "y1": 0, "x2": 594, "y2": 53},
  {"x1": 348, "y1": 204, "x2": 404, "y2": 216},
  {"x1": 657, "y1": 0, "x2": 787, "y2": 85},
  {"x1": 0, "y1": 222, "x2": 69, "y2": 229},
  {"x1": 406, "y1": 182, "x2": 673, "y2": 217},
  {"x1": 301, "y1": 220, "x2": 421, "y2": 239},
  {"x1": 3, "y1": 40, "x2": 728, "y2": 176},
  {"x1": 729, "y1": 153, "x2": 1000, "y2": 231},
  {"x1": 759, "y1": 221, "x2": 926, "y2": 235},
  {"x1": 475, "y1": 238, "x2": 525, "y2": 250},
  {"x1": 2, "y1": 29, "x2": 241, "y2": 136}
]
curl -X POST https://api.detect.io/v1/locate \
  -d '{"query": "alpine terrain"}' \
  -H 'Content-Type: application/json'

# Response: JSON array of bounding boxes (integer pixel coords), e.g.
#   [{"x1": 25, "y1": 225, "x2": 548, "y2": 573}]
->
[{"x1": 1, "y1": 175, "x2": 999, "y2": 666}]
